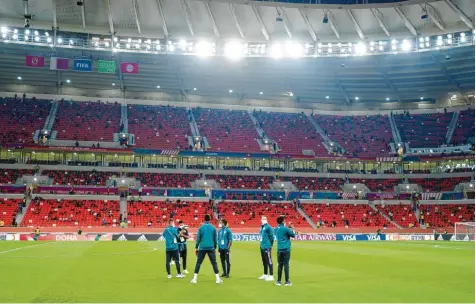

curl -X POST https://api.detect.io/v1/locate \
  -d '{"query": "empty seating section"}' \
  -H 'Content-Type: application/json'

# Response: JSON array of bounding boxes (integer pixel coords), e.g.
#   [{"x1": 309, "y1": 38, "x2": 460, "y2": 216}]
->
[
  {"x1": 0, "y1": 98, "x2": 50, "y2": 144},
  {"x1": 0, "y1": 169, "x2": 34, "y2": 184},
  {"x1": 420, "y1": 204, "x2": 475, "y2": 228},
  {"x1": 126, "y1": 172, "x2": 199, "y2": 188},
  {"x1": 43, "y1": 170, "x2": 112, "y2": 186},
  {"x1": 394, "y1": 112, "x2": 452, "y2": 147},
  {"x1": 206, "y1": 175, "x2": 271, "y2": 189},
  {"x1": 55, "y1": 101, "x2": 120, "y2": 141},
  {"x1": 254, "y1": 111, "x2": 327, "y2": 155},
  {"x1": 283, "y1": 177, "x2": 343, "y2": 191},
  {"x1": 21, "y1": 200, "x2": 120, "y2": 227},
  {"x1": 377, "y1": 204, "x2": 417, "y2": 227},
  {"x1": 409, "y1": 177, "x2": 471, "y2": 192},
  {"x1": 127, "y1": 201, "x2": 213, "y2": 228},
  {"x1": 128, "y1": 105, "x2": 190, "y2": 149},
  {"x1": 451, "y1": 109, "x2": 475, "y2": 145},
  {"x1": 301, "y1": 204, "x2": 390, "y2": 228},
  {"x1": 193, "y1": 108, "x2": 261, "y2": 152},
  {"x1": 313, "y1": 114, "x2": 392, "y2": 157},
  {"x1": 0, "y1": 199, "x2": 22, "y2": 225},
  {"x1": 217, "y1": 202, "x2": 309, "y2": 227},
  {"x1": 348, "y1": 178, "x2": 400, "y2": 192}
]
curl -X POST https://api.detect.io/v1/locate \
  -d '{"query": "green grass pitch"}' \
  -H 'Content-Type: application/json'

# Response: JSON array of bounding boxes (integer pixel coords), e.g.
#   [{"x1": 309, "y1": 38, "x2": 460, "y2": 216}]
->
[{"x1": 0, "y1": 241, "x2": 474, "y2": 303}]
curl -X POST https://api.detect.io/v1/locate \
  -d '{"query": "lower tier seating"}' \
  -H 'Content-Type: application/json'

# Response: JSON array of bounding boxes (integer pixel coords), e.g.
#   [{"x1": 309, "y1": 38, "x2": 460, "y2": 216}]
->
[
  {"x1": 419, "y1": 204, "x2": 475, "y2": 228},
  {"x1": 0, "y1": 199, "x2": 22, "y2": 226},
  {"x1": 377, "y1": 204, "x2": 418, "y2": 228}
]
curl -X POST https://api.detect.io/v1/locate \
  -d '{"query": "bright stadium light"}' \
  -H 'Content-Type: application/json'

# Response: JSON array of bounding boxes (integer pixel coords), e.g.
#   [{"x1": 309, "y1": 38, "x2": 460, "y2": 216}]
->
[
  {"x1": 69, "y1": 39, "x2": 74, "y2": 45},
  {"x1": 419, "y1": 37, "x2": 424, "y2": 43},
  {"x1": 12, "y1": 34, "x2": 18, "y2": 40},
  {"x1": 24, "y1": 35, "x2": 28, "y2": 41},
  {"x1": 195, "y1": 41, "x2": 214, "y2": 57},
  {"x1": 259, "y1": 92, "x2": 263, "y2": 95},
  {"x1": 66, "y1": 79, "x2": 71, "y2": 83},
  {"x1": 269, "y1": 43, "x2": 283, "y2": 59},
  {"x1": 425, "y1": 42, "x2": 430, "y2": 47},
  {"x1": 420, "y1": 96, "x2": 424, "y2": 100},
  {"x1": 419, "y1": 42, "x2": 424, "y2": 48},
  {"x1": 168, "y1": 45, "x2": 175, "y2": 52},
  {"x1": 378, "y1": 45, "x2": 384, "y2": 51},
  {"x1": 179, "y1": 39, "x2": 187, "y2": 51},
  {"x1": 0, "y1": 27, "x2": 7, "y2": 33},
  {"x1": 113, "y1": 37, "x2": 118, "y2": 42},
  {"x1": 193, "y1": 88, "x2": 197, "y2": 91},
  {"x1": 127, "y1": 38, "x2": 132, "y2": 43},
  {"x1": 461, "y1": 33, "x2": 467, "y2": 42},
  {"x1": 437, "y1": 39, "x2": 443, "y2": 46},
  {"x1": 112, "y1": 83, "x2": 116, "y2": 86},
  {"x1": 355, "y1": 42, "x2": 367, "y2": 55},
  {"x1": 105, "y1": 41, "x2": 110, "y2": 47},
  {"x1": 285, "y1": 41, "x2": 304, "y2": 58},
  {"x1": 392, "y1": 44, "x2": 397, "y2": 51},
  {"x1": 326, "y1": 96, "x2": 330, "y2": 99},
  {"x1": 126, "y1": 43, "x2": 131, "y2": 49},
  {"x1": 386, "y1": 97, "x2": 390, "y2": 101},
  {"x1": 135, "y1": 43, "x2": 140, "y2": 49},
  {"x1": 1, "y1": 33, "x2": 6, "y2": 39},
  {"x1": 34, "y1": 30, "x2": 38, "y2": 36},
  {"x1": 34, "y1": 36, "x2": 39, "y2": 42},
  {"x1": 17, "y1": 76, "x2": 22, "y2": 80},
  {"x1": 425, "y1": 37, "x2": 429, "y2": 42},
  {"x1": 447, "y1": 38, "x2": 453, "y2": 44},
  {"x1": 289, "y1": 92, "x2": 294, "y2": 97},
  {"x1": 355, "y1": 96, "x2": 359, "y2": 100},
  {"x1": 13, "y1": 29, "x2": 18, "y2": 34},
  {"x1": 24, "y1": 29, "x2": 30, "y2": 35},
  {"x1": 229, "y1": 89, "x2": 233, "y2": 93},
  {"x1": 57, "y1": 37, "x2": 63, "y2": 44},
  {"x1": 391, "y1": 39, "x2": 397, "y2": 45},
  {"x1": 44, "y1": 31, "x2": 49, "y2": 37},
  {"x1": 401, "y1": 39, "x2": 412, "y2": 52},
  {"x1": 46, "y1": 37, "x2": 52, "y2": 43},
  {"x1": 224, "y1": 40, "x2": 245, "y2": 60},
  {"x1": 156, "y1": 85, "x2": 160, "y2": 88}
]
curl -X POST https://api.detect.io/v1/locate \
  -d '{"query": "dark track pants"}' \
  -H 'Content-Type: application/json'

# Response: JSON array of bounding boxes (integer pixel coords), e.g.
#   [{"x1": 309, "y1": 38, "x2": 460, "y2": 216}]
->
[
  {"x1": 277, "y1": 250, "x2": 290, "y2": 282},
  {"x1": 260, "y1": 248, "x2": 274, "y2": 275},
  {"x1": 166, "y1": 250, "x2": 181, "y2": 275},
  {"x1": 194, "y1": 249, "x2": 219, "y2": 274},
  {"x1": 179, "y1": 244, "x2": 187, "y2": 270},
  {"x1": 219, "y1": 249, "x2": 231, "y2": 276}
]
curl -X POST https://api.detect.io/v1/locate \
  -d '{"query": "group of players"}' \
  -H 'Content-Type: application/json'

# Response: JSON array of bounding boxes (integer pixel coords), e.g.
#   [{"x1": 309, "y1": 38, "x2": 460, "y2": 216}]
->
[{"x1": 162, "y1": 214, "x2": 296, "y2": 286}]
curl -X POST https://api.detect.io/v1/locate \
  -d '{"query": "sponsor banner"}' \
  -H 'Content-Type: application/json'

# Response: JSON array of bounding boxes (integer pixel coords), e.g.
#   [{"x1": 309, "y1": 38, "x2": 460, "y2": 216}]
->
[
  {"x1": 386, "y1": 234, "x2": 434, "y2": 241},
  {"x1": 73, "y1": 59, "x2": 92, "y2": 72},
  {"x1": 25, "y1": 55, "x2": 45, "y2": 67},
  {"x1": 231, "y1": 233, "x2": 336, "y2": 242},
  {"x1": 50, "y1": 57, "x2": 69, "y2": 70},
  {"x1": 0, "y1": 233, "x2": 19, "y2": 241},
  {"x1": 112, "y1": 234, "x2": 163, "y2": 241},
  {"x1": 98, "y1": 60, "x2": 116, "y2": 73},
  {"x1": 19, "y1": 233, "x2": 111, "y2": 241},
  {"x1": 336, "y1": 234, "x2": 386, "y2": 241},
  {"x1": 120, "y1": 62, "x2": 139, "y2": 74}
]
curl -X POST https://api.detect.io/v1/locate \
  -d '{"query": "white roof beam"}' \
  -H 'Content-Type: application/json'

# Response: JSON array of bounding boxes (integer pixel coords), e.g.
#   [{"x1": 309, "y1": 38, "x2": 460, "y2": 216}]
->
[
  {"x1": 229, "y1": 4, "x2": 245, "y2": 40},
  {"x1": 324, "y1": 10, "x2": 340, "y2": 40},
  {"x1": 80, "y1": 0, "x2": 86, "y2": 30},
  {"x1": 444, "y1": 0, "x2": 474, "y2": 30},
  {"x1": 278, "y1": 8, "x2": 293, "y2": 39},
  {"x1": 346, "y1": 9, "x2": 365, "y2": 40},
  {"x1": 299, "y1": 8, "x2": 317, "y2": 42},
  {"x1": 251, "y1": 6, "x2": 269, "y2": 41},
  {"x1": 394, "y1": 7, "x2": 417, "y2": 36},
  {"x1": 422, "y1": 4, "x2": 445, "y2": 31},
  {"x1": 155, "y1": 0, "x2": 168, "y2": 39},
  {"x1": 51, "y1": 0, "x2": 57, "y2": 29},
  {"x1": 371, "y1": 9, "x2": 390, "y2": 37},
  {"x1": 132, "y1": 0, "x2": 142, "y2": 34},
  {"x1": 106, "y1": 0, "x2": 115, "y2": 35},
  {"x1": 181, "y1": 0, "x2": 195, "y2": 37},
  {"x1": 204, "y1": 2, "x2": 220, "y2": 38}
]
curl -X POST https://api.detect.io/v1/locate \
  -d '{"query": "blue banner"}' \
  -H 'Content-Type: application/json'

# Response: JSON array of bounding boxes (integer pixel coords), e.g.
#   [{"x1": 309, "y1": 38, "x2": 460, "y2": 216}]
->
[
  {"x1": 336, "y1": 234, "x2": 386, "y2": 241},
  {"x1": 231, "y1": 233, "x2": 337, "y2": 242},
  {"x1": 73, "y1": 59, "x2": 92, "y2": 72}
]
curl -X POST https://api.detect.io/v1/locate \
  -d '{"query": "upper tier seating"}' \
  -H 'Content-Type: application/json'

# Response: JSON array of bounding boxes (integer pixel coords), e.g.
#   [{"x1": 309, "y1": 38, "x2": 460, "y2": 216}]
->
[
  {"x1": 128, "y1": 105, "x2": 190, "y2": 149},
  {"x1": 0, "y1": 199, "x2": 22, "y2": 225},
  {"x1": 0, "y1": 97, "x2": 50, "y2": 145},
  {"x1": 0, "y1": 169, "x2": 34, "y2": 184},
  {"x1": 394, "y1": 112, "x2": 452, "y2": 148},
  {"x1": 283, "y1": 177, "x2": 343, "y2": 191},
  {"x1": 301, "y1": 203, "x2": 390, "y2": 228},
  {"x1": 21, "y1": 199, "x2": 120, "y2": 227},
  {"x1": 348, "y1": 178, "x2": 400, "y2": 192},
  {"x1": 451, "y1": 109, "x2": 475, "y2": 145},
  {"x1": 206, "y1": 175, "x2": 272, "y2": 189},
  {"x1": 193, "y1": 108, "x2": 261, "y2": 152},
  {"x1": 126, "y1": 172, "x2": 199, "y2": 188},
  {"x1": 254, "y1": 111, "x2": 327, "y2": 155},
  {"x1": 43, "y1": 170, "x2": 112, "y2": 186},
  {"x1": 127, "y1": 201, "x2": 213, "y2": 228},
  {"x1": 420, "y1": 204, "x2": 475, "y2": 228},
  {"x1": 54, "y1": 101, "x2": 120, "y2": 141},
  {"x1": 377, "y1": 204, "x2": 418, "y2": 228},
  {"x1": 408, "y1": 177, "x2": 471, "y2": 192},
  {"x1": 217, "y1": 202, "x2": 310, "y2": 227},
  {"x1": 313, "y1": 114, "x2": 393, "y2": 157}
]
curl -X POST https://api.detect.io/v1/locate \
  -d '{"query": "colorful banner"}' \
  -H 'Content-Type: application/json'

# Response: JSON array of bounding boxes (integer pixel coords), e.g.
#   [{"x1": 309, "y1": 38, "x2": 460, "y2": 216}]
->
[
  {"x1": 336, "y1": 234, "x2": 386, "y2": 241},
  {"x1": 120, "y1": 62, "x2": 139, "y2": 74},
  {"x1": 0, "y1": 233, "x2": 19, "y2": 241},
  {"x1": 98, "y1": 60, "x2": 116, "y2": 73},
  {"x1": 50, "y1": 57, "x2": 69, "y2": 70},
  {"x1": 19, "y1": 233, "x2": 112, "y2": 241},
  {"x1": 386, "y1": 234, "x2": 434, "y2": 241},
  {"x1": 231, "y1": 233, "x2": 336, "y2": 242},
  {"x1": 25, "y1": 55, "x2": 44, "y2": 67},
  {"x1": 73, "y1": 59, "x2": 92, "y2": 72}
]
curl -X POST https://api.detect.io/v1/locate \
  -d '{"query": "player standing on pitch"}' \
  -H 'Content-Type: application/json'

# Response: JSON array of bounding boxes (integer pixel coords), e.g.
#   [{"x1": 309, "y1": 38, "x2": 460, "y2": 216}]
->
[
  {"x1": 163, "y1": 219, "x2": 185, "y2": 279},
  {"x1": 275, "y1": 215, "x2": 295, "y2": 286},
  {"x1": 191, "y1": 214, "x2": 222, "y2": 284},
  {"x1": 177, "y1": 220, "x2": 189, "y2": 274},
  {"x1": 258, "y1": 216, "x2": 275, "y2": 282},
  {"x1": 217, "y1": 219, "x2": 233, "y2": 278}
]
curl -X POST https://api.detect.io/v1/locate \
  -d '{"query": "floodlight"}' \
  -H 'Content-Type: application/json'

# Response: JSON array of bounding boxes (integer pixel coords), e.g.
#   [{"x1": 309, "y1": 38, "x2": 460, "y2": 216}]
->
[{"x1": 224, "y1": 40, "x2": 244, "y2": 60}]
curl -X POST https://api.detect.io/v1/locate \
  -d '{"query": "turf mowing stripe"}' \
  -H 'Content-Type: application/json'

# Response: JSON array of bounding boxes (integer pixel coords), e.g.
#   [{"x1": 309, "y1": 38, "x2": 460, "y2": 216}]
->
[{"x1": 0, "y1": 241, "x2": 56, "y2": 254}]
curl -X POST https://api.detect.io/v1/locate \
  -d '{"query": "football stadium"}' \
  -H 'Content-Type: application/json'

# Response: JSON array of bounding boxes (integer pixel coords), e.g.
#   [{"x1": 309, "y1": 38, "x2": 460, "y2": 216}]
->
[{"x1": 0, "y1": 0, "x2": 475, "y2": 302}]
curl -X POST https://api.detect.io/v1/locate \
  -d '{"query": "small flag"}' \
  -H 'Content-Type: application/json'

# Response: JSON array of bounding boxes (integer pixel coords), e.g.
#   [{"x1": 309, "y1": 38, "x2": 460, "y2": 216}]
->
[
  {"x1": 98, "y1": 60, "x2": 116, "y2": 73},
  {"x1": 120, "y1": 62, "x2": 139, "y2": 74},
  {"x1": 25, "y1": 55, "x2": 45, "y2": 67},
  {"x1": 73, "y1": 59, "x2": 92, "y2": 72},
  {"x1": 50, "y1": 57, "x2": 69, "y2": 70}
]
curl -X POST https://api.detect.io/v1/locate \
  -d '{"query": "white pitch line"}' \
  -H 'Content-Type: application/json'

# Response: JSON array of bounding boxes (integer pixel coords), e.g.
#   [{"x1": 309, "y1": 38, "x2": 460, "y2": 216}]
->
[
  {"x1": 0, "y1": 247, "x2": 158, "y2": 258},
  {"x1": 0, "y1": 241, "x2": 56, "y2": 254}
]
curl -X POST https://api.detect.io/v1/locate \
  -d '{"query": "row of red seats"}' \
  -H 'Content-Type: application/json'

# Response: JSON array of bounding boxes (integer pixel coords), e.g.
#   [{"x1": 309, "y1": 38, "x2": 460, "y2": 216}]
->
[
  {"x1": 348, "y1": 178, "x2": 400, "y2": 192},
  {"x1": 408, "y1": 177, "x2": 472, "y2": 192},
  {"x1": 377, "y1": 204, "x2": 418, "y2": 227},
  {"x1": 0, "y1": 169, "x2": 34, "y2": 184},
  {"x1": 419, "y1": 204, "x2": 474, "y2": 228},
  {"x1": 43, "y1": 170, "x2": 112, "y2": 186},
  {"x1": 126, "y1": 172, "x2": 199, "y2": 188},
  {"x1": 283, "y1": 177, "x2": 343, "y2": 191},
  {"x1": 451, "y1": 109, "x2": 475, "y2": 146},
  {"x1": 206, "y1": 175, "x2": 272, "y2": 189},
  {"x1": 0, "y1": 199, "x2": 22, "y2": 225}
]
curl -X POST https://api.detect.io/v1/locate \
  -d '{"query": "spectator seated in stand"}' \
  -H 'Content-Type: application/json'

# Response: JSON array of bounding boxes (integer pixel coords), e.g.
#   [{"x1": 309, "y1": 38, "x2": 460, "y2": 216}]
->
[
  {"x1": 409, "y1": 177, "x2": 471, "y2": 192},
  {"x1": 348, "y1": 178, "x2": 400, "y2": 192},
  {"x1": 283, "y1": 177, "x2": 344, "y2": 191},
  {"x1": 207, "y1": 175, "x2": 272, "y2": 189},
  {"x1": 451, "y1": 109, "x2": 475, "y2": 146},
  {"x1": 377, "y1": 204, "x2": 418, "y2": 228},
  {"x1": 126, "y1": 172, "x2": 199, "y2": 188},
  {"x1": 43, "y1": 170, "x2": 112, "y2": 186},
  {"x1": 0, "y1": 169, "x2": 34, "y2": 184},
  {"x1": 419, "y1": 204, "x2": 475, "y2": 228}
]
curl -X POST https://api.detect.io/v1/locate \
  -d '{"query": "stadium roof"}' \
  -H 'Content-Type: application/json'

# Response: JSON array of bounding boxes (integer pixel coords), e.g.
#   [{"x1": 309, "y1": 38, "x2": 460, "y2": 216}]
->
[{"x1": 0, "y1": 0, "x2": 473, "y2": 42}]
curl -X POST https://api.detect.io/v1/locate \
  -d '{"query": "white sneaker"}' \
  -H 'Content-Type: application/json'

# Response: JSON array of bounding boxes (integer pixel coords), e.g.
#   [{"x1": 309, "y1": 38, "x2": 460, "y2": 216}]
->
[
  {"x1": 285, "y1": 282, "x2": 292, "y2": 286},
  {"x1": 176, "y1": 274, "x2": 185, "y2": 278},
  {"x1": 265, "y1": 275, "x2": 274, "y2": 282},
  {"x1": 183, "y1": 269, "x2": 189, "y2": 274},
  {"x1": 275, "y1": 281, "x2": 282, "y2": 286},
  {"x1": 216, "y1": 279, "x2": 223, "y2": 284},
  {"x1": 258, "y1": 275, "x2": 268, "y2": 280},
  {"x1": 191, "y1": 279, "x2": 197, "y2": 284},
  {"x1": 167, "y1": 275, "x2": 172, "y2": 279},
  {"x1": 170, "y1": 260, "x2": 175, "y2": 265}
]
